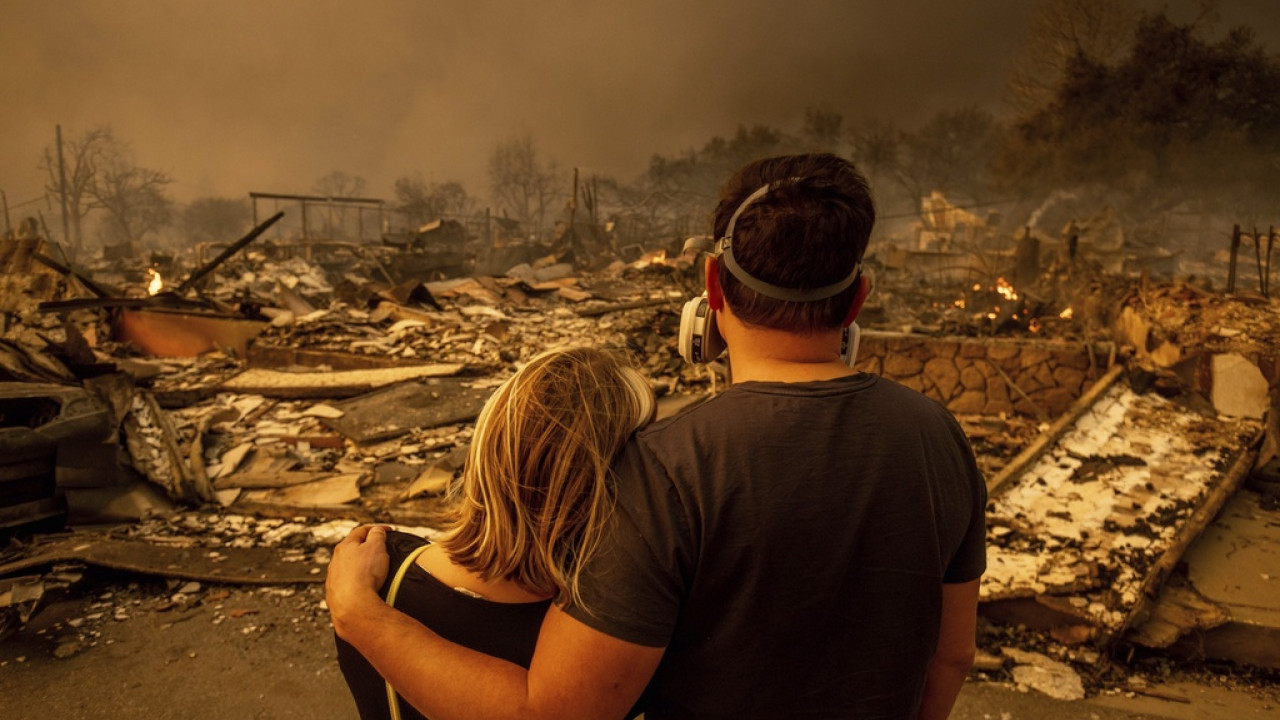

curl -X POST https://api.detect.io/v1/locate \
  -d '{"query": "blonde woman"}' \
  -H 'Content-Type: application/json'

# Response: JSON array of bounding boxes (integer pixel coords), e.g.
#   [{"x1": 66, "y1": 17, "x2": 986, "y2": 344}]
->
[{"x1": 333, "y1": 347, "x2": 656, "y2": 720}]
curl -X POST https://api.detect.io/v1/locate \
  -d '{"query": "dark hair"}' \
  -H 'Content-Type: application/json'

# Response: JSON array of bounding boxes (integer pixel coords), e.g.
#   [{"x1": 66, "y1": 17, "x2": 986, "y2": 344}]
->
[{"x1": 712, "y1": 153, "x2": 875, "y2": 333}]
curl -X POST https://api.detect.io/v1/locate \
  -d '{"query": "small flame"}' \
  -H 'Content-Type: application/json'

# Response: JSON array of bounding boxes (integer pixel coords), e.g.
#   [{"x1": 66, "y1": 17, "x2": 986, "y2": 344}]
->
[
  {"x1": 971, "y1": 283, "x2": 982, "y2": 292},
  {"x1": 146, "y1": 268, "x2": 163, "y2": 296},
  {"x1": 995, "y1": 277, "x2": 1018, "y2": 301},
  {"x1": 953, "y1": 298, "x2": 966, "y2": 309},
  {"x1": 1059, "y1": 307, "x2": 1074, "y2": 319},
  {"x1": 1029, "y1": 318, "x2": 1042, "y2": 333},
  {"x1": 986, "y1": 312, "x2": 998, "y2": 320},
  {"x1": 633, "y1": 249, "x2": 668, "y2": 268}
]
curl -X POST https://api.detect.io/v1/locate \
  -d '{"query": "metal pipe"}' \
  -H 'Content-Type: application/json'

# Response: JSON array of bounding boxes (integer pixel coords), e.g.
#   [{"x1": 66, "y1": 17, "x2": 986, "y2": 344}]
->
[{"x1": 176, "y1": 211, "x2": 284, "y2": 294}]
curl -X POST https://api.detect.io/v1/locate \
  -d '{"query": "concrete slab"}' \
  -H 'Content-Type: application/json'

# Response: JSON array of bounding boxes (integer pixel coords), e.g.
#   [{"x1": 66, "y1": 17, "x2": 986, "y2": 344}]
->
[
  {"x1": 1211, "y1": 353, "x2": 1270, "y2": 419},
  {"x1": 1176, "y1": 488, "x2": 1280, "y2": 669},
  {"x1": 982, "y1": 381, "x2": 1263, "y2": 645}
]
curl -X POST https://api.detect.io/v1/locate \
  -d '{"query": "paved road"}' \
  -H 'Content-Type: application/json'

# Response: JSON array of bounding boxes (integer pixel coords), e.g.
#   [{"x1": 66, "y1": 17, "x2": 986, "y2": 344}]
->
[{"x1": 1, "y1": 577, "x2": 1276, "y2": 719}]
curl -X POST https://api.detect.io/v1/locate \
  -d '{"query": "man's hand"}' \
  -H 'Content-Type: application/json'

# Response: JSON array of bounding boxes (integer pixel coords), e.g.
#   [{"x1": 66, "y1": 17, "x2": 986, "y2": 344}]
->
[
  {"x1": 323, "y1": 524, "x2": 664, "y2": 720},
  {"x1": 326, "y1": 524, "x2": 392, "y2": 633}
]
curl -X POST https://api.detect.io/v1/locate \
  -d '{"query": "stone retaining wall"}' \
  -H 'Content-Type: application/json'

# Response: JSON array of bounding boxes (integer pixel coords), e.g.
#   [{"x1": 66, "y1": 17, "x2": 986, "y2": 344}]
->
[{"x1": 853, "y1": 332, "x2": 1112, "y2": 418}]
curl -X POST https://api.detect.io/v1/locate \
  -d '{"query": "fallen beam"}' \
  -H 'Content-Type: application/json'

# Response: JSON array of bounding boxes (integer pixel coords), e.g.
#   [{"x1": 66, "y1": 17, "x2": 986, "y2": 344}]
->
[
  {"x1": 218, "y1": 363, "x2": 467, "y2": 399},
  {"x1": 0, "y1": 534, "x2": 324, "y2": 585},
  {"x1": 175, "y1": 211, "x2": 284, "y2": 293},
  {"x1": 985, "y1": 363, "x2": 1124, "y2": 495}
]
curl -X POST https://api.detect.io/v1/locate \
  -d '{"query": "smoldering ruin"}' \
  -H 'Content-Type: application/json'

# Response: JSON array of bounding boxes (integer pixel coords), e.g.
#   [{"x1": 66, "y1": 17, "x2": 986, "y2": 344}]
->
[
  {"x1": 3, "y1": 170, "x2": 1278, "y2": 705},
  {"x1": 2, "y1": 1, "x2": 1280, "y2": 717}
]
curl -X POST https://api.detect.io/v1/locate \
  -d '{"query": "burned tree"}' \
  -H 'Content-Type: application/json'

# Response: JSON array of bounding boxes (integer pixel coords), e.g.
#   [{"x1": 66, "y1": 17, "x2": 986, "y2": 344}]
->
[
  {"x1": 87, "y1": 136, "x2": 174, "y2": 246},
  {"x1": 310, "y1": 171, "x2": 369, "y2": 240},
  {"x1": 487, "y1": 133, "x2": 561, "y2": 240},
  {"x1": 1007, "y1": 0, "x2": 1139, "y2": 113},
  {"x1": 40, "y1": 125, "x2": 111, "y2": 252},
  {"x1": 393, "y1": 175, "x2": 473, "y2": 227}
]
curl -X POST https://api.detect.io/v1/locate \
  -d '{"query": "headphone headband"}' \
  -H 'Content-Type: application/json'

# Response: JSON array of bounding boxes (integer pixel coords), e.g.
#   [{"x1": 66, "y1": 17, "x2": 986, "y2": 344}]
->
[{"x1": 713, "y1": 180, "x2": 861, "y2": 303}]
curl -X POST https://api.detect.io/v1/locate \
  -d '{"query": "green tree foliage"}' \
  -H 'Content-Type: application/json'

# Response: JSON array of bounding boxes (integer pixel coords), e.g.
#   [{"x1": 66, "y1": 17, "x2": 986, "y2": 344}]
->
[
  {"x1": 997, "y1": 13, "x2": 1280, "y2": 219},
  {"x1": 182, "y1": 197, "x2": 250, "y2": 241}
]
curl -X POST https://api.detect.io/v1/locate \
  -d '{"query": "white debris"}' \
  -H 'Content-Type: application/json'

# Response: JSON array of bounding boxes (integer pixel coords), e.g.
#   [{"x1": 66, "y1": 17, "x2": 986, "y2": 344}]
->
[
  {"x1": 1210, "y1": 353, "x2": 1269, "y2": 419},
  {"x1": 1002, "y1": 647, "x2": 1085, "y2": 701},
  {"x1": 302, "y1": 404, "x2": 345, "y2": 419}
]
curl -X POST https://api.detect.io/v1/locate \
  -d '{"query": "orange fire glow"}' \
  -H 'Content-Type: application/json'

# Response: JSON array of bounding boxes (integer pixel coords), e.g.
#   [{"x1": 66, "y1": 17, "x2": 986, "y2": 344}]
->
[
  {"x1": 1060, "y1": 307, "x2": 1074, "y2": 319},
  {"x1": 146, "y1": 268, "x2": 163, "y2": 296},
  {"x1": 634, "y1": 249, "x2": 668, "y2": 268},
  {"x1": 995, "y1": 277, "x2": 1018, "y2": 301}
]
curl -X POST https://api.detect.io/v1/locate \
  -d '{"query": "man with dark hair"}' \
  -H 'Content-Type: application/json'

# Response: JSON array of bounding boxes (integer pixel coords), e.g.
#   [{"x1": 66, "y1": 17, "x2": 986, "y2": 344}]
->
[{"x1": 328, "y1": 153, "x2": 986, "y2": 720}]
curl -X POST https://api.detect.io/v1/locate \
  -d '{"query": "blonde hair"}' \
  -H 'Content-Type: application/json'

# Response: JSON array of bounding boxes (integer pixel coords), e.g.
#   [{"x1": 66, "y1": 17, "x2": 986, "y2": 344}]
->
[{"x1": 436, "y1": 347, "x2": 655, "y2": 609}]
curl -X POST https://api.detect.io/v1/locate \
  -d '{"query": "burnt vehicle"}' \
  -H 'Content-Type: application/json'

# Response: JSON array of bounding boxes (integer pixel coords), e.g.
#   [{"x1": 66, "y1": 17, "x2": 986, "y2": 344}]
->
[{"x1": 0, "y1": 383, "x2": 142, "y2": 544}]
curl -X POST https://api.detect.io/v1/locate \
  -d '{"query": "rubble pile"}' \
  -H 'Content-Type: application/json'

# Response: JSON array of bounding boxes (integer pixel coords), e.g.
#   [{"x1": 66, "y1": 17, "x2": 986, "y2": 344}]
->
[
  {"x1": 204, "y1": 255, "x2": 336, "y2": 306},
  {"x1": 246, "y1": 263, "x2": 702, "y2": 386},
  {"x1": 1118, "y1": 281, "x2": 1280, "y2": 364},
  {"x1": 982, "y1": 380, "x2": 1263, "y2": 643},
  {"x1": 3, "y1": 209, "x2": 1278, "y2": 708}
]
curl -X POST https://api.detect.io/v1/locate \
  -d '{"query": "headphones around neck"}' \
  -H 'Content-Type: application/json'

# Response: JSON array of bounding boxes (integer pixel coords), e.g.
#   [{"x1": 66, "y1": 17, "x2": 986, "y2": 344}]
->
[{"x1": 677, "y1": 179, "x2": 864, "y2": 367}]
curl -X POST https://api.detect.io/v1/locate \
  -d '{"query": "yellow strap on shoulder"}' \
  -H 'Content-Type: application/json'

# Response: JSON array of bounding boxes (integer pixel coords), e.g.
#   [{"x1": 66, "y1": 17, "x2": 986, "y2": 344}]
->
[{"x1": 385, "y1": 543, "x2": 431, "y2": 720}]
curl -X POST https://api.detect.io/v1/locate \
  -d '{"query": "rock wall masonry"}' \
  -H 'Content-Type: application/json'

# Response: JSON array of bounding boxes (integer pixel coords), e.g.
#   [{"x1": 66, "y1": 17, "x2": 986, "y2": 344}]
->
[{"x1": 854, "y1": 333, "x2": 1109, "y2": 419}]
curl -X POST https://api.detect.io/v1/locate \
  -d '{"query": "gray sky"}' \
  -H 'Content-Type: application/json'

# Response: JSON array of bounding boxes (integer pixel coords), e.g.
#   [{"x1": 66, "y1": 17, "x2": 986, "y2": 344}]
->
[{"x1": 3, "y1": 0, "x2": 1278, "y2": 213}]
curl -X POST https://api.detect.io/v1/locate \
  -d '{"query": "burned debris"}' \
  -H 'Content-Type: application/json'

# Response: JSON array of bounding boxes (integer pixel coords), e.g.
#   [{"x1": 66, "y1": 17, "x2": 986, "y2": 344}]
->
[{"x1": 1, "y1": 192, "x2": 1278, "y2": 706}]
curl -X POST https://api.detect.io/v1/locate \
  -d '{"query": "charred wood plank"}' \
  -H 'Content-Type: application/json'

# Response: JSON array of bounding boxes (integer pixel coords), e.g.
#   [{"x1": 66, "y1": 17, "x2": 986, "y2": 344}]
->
[{"x1": 985, "y1": 364, "x2": 1124, "y2": 495}]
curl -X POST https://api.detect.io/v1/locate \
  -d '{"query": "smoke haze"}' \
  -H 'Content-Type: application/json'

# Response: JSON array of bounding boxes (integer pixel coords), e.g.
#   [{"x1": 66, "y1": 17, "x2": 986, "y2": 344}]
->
[{"x1": 3, "y1": 0, "x2": 1278, "y2": 211}]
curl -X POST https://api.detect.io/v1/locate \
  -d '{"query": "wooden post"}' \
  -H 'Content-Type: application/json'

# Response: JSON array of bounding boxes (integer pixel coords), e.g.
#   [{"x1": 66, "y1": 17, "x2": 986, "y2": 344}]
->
[
  {"x1": 568, "y1": 167, "x2": 579, "y2": 259},
  {"x1": 1227, "y1": 224, "x2": 1241, "y2": 293},
  {"x1": 55, "y1": 125, "x2": 72, "y2": 253},
  {"x1": 1, "y1": 188, "x2": 10, "y2": 237},
  {"x1": 1255, "y1": 226, "x2": 1265, "y2": 295},
  {"x1": 1267, "y1": 227, "x2": 1275, "y2": 297},
  {"x1": 591, "y1": 176, "x2": 599, "y2": 226}
]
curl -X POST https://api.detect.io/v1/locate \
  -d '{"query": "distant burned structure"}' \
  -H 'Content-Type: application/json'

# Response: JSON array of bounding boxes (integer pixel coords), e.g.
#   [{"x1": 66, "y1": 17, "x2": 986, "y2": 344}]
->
[{"x1": 249, "y1": 192, "x2": 387, "y2": 244}]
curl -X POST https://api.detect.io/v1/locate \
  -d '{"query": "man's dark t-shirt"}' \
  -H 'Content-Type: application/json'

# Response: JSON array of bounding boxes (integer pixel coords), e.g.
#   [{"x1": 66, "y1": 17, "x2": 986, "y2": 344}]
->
[{"x1": 565, "y1": 373, "x2": 986, "y2": 720}]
